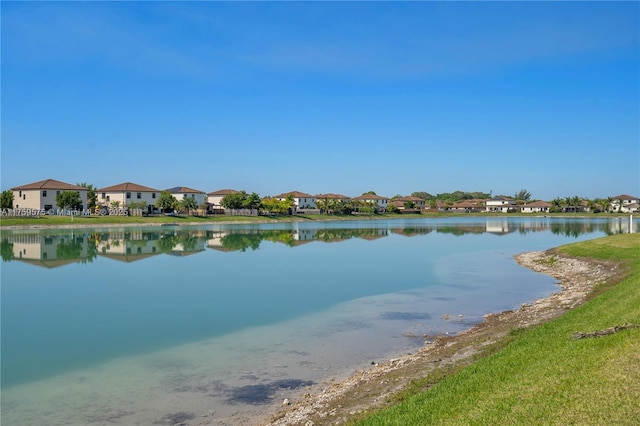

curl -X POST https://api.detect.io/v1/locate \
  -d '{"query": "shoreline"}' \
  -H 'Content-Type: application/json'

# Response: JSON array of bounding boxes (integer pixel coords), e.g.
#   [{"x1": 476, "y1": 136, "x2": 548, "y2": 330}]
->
[{"x1": 256, "y1": 249, "x2": 618, "y2": 426}]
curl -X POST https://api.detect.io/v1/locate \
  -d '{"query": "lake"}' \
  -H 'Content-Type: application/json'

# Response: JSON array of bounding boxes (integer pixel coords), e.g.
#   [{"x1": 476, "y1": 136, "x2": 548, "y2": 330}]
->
[{"x1": 1, "y1": 217, "x2": 636, "y2": 425}]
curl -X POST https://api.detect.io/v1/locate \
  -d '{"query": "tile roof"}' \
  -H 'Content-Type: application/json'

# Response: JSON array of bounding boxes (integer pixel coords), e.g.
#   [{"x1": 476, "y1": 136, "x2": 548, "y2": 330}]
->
[
  {"x1": 353, "y1": 193, "x2": 389, "y2": 201},
  {"x1": 315, "y1": 193, "x2": 351, "y2": 199},
  {"x1": 611, "y1": 194, "x2": 639, "y2": 200},
  {"x1": 96, "y1": 182, "x2": 160, "y2": 192},
  {"x1": 165, "y1": 186, "x2": 206, "y2": 194},
  {"x1": 207, "y1": 189, "x2": 240, "y2": 196},
  {"x1": 274, "y1": 191, "x2": 315, "y2": 198},
  {"x1": 12, "y1": 179, "x2": 85, "y2": 191}
]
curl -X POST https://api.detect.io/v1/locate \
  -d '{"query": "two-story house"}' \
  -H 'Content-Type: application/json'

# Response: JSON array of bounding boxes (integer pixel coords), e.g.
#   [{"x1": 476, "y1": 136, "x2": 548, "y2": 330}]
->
[
  {"x1": 485, "y1": 196, "x2": 516, "y2": 213},
  {"x1": 610, "y1": 194, "x2": 639, "y2": 213},
  {"x1": 11, "y1": 179, "x2": 88, "y2": 211},
  {"x1": 97, "y1": 182, "x2": 160, "y2": 213}
]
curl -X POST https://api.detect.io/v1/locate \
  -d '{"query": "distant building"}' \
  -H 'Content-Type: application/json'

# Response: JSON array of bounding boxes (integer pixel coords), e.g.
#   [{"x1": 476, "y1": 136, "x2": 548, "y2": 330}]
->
[
  {"x1": 207, "y1": 189, "x2": 240, "y2": 208},
  {"x1": 11, "y1": 179, "x2": 88, "y2": 211},
  {"x1": 521, "y1": 201, "x2": 552, "y2": 214},
  {"x1": 165, "y1": 186, "x2": 207, "y2": 206},
  {"x1": 611, "y1": 194, "x2": 639, "y2": 213},
  {"x1": 97, "y1": 182, "x2": 160, "y2": 212},
  {"x1": 274, "y1": 191, "x2": 317, "y2": 212},
  {"x1": 353, "y1": 193, "x2": 389, "y2": 212},
  {"x1": 485, "y1": 196, "x2": 516, "y2": 213}
]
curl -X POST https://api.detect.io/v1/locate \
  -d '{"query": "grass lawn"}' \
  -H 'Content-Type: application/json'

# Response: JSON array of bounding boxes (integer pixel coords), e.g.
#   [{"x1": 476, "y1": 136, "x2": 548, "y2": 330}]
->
[{"x1": 354, "y1": 233, "x2": 640, "y2": 425}]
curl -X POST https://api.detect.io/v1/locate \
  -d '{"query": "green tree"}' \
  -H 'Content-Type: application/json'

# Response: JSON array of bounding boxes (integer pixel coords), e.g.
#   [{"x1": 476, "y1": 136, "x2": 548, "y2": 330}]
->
[
  {"x1": 514, "y1": 189, "x2": 532, "y2": 201},
  {"x1": 1, "y1": 190, "x2": 14, "y2": 209},
  {"x1": 404, "y1": 201, "x2": 416, "y2": 209},
  {"x1": 77, "y1": 182, "x2": 97, "y2": 209},
  {"x1": 363, "y1": 191, "x2": 377, "y2": 195},
  {"x1": 221, "y1": 191, "x2": 248, "y2": 209},
  {"x1": 411, "y1": 191, "x2": 433, "y2": 200},
  {"x1": 243, "y1": 192, "x2": 262, "y2": 210},
  {"x1": 56, "y1": 191, "x2": 83, "y2": 210},
  {"x1": 155, "y1": 191, "x2": 177, "y2": 212},
  {"x1": 388, "y1": 204, "x2": 399, "y2": 213},
  {"x1": 179, "y1": 196, "x2": 198, "y2": 214}
]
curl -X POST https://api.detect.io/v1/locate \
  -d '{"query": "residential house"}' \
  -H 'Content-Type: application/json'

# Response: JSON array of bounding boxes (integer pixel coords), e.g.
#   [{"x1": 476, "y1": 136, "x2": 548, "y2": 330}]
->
[
  {"x1": 274, "y1": 191, "x2": 317, "y2": 212},
  {"x1": 97, "y1": 182, "x2": 160, "y2": 213},
  {"x1": 485, "y1": 196, "x2": 516, "y2": 213},
  {"x1": 450, "y1": 201, "x2": 482, "y2": 213},
  {"x1": 611, "y1": 194, "x2": 639, "y2": 213},
  {"x1": 207, "y1": 189, "x2": 240, "y2": 208},
  {"x1": 353, "y1": 193, "x2": 389, "y2": 212},
  {"x1": 165, "y1": 186, "x2": 207, "y2": 207},
  {"x1": 521, "y1": 200, "x2": 552, "y2": 214},
  {"x1": 393, "y1": 196, "x2": 426, "y2": 210},
  {"x1": 11, "y1": 179, "x2": 88, "y2": 211}
]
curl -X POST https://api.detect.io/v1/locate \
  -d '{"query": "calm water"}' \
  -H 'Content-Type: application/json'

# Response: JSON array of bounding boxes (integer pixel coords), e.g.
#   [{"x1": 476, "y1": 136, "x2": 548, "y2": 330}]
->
[{"x1": 1, "y1": 217, "x2": 636, "y2": 425}]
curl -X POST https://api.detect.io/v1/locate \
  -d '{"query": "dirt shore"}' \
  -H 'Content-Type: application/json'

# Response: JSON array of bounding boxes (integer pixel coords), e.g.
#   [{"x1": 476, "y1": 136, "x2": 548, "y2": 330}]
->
[{"x1": 256, "y1": 249, "x2": 619, "y2": 426}]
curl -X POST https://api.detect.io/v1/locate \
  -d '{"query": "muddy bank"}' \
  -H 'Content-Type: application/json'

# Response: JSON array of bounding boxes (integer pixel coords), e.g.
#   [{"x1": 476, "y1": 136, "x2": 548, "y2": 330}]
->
[{"x1": 256, "y1": 250, "x2": 618, "y2": 426}]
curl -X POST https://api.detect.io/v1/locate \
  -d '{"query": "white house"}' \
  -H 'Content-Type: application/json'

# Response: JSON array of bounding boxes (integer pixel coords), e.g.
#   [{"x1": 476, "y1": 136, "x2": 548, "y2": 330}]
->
[
  {"x1": 611, "y1": 194, "x2": 639, "y2": 213},
  {"x1": 353, "y1": 193, "x2": 389, "y2": 212},
  {"x1": 274, "y1": 191, "x2": 317, "y2": 211},
  {"x1": 521, "y1": 200, "x2": 552, "y2": 214},
  {"x1": 97, "y1": 182, "x2": 160, "y2": 212},
  {"x1": 11, "y1": 179, "x2": 88, "y2": 211},
  {"x1": 485, "y1": 196, "x2": 516, "y2": 213},
  {"x1": 165, "y1": 186, "x2": 207, "y2": 206},
  {"x1": 207, "y1": 189, "x2": 240, "y2": 208}
]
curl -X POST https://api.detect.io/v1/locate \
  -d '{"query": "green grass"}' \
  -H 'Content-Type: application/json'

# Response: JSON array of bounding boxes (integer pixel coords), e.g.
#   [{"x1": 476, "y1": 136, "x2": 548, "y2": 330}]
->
[{"x1": 354, "y1": 233, "x2": 640, "y2": 425}]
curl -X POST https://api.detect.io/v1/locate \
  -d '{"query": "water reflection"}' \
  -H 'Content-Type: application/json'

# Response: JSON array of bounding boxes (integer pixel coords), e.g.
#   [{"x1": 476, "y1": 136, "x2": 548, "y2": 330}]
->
[{"x1": 1, "y1": 218, "x2": 636, "y2": 267}]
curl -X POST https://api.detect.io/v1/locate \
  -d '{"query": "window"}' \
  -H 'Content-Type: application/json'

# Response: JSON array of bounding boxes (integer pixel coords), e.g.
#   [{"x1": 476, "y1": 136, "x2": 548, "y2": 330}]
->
[
  {"x1": 102, "y1": 193, "x2": 106, "y2": 199},
  {"x1": 19, "y1": 191, "x2": 22, "y2": 197},
  {"x1": 152, "y1": 193, "x2": 156, "y2": 199},
  {"x1": 42, "y1": 190, "x2": 47, "y2": 197},
  {"x1": 126, "y1": 192, "x2": 131, "y2": 199},
  {"x1": 137, "y1": 192, "x2": 141, "y2": 199},
  {"x1": 44, "y1": 204, "x2": 52, "y2": 210},
  {"x1": 57, "y1": 191, "x2": 60, "y2": 196}
]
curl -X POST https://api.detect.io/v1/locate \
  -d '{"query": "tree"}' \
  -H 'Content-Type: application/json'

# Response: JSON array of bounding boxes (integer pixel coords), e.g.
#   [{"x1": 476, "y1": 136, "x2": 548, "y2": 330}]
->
[
  {"x1": 411, "y1": 191, "x2": 432, "y2": 200},
  {"x1": 221, "y1": 191, "x2": 248, "y2": 209},
  {"x1": 155, "y1": 191, "x2": 177, "y2": 212},
  {"x1": 56, "y1": 191, "x2": 83, "y2": 210},
  {"x1": 1, "y1": 190, "x2": 14, "y2": 209},
  {"x1": 243, "y1": 192, "x2": 262, "y2": 210},
  {"x1": 404, "y1": 201, "x2": 416, "y2": 209},
  {"x1": 77, "y1": 182, "x2": 97, "y2": 209},
  {"x1": 514, "y1": 189, "x2": 532, "y2": 201},
  {"x1": 363, "y1": 191, "x2": 377, "y2": 195},
  {"x1": 179, "y1": 196, "x2": 198, "y2": 214}
]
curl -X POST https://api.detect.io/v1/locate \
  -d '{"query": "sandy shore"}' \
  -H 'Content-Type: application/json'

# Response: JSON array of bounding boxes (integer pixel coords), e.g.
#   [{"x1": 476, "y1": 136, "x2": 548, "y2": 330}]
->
[{"x1": 251, "y1": 249, "x2": 619, "y2": 426}]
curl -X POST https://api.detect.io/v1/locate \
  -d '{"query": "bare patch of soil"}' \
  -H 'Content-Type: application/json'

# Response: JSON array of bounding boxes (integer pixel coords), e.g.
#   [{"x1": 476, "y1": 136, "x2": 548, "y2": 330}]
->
[{"x1": 260, "y1": 250, "x2": 620, "y2": 426}]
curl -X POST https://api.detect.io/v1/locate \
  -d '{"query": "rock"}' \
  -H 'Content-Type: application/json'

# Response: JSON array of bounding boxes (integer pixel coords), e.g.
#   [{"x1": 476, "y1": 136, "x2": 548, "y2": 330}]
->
[{"x1": 283, "y1": 398, "x2": 291, "y2": 406}]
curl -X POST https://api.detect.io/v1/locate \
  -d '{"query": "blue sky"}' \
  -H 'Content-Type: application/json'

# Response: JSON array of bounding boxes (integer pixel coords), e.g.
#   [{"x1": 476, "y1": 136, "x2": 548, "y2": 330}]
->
[{"x1": 2, "y1": 1, "x2": 638, "y2": 200}]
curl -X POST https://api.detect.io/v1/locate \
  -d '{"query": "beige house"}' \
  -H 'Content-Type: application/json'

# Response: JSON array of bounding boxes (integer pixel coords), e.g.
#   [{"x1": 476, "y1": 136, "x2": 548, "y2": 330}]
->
[
  {"x1": 11, "y1": 179, "x2": 88, "y2": 211},
  {"x1": 97, "y1": 182, "x2": 160, "y2": 211},
  {"x1": 393, "y1": 196, "x2": 426, "y2": 210},
  {"x1": 207, "y1": 189, "x2": 240, "y2": 208},
  {"x1": 521, "y1": 200, "x2": 552, "y2": 213},
  {"x1": 166, "y1": 186, "x2": 207, "y2": 206}
]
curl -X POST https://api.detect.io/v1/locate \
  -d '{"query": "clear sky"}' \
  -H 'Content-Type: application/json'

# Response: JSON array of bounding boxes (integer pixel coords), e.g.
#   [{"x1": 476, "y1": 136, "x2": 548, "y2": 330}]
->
[{"x1": 2, "y1": 1, "x2": 638, "y2": 200}]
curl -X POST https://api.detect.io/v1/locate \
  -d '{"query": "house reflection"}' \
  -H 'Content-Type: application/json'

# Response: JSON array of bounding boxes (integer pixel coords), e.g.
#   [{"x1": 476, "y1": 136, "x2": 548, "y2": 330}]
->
[{"x1": 2, "y1": 218, "x2": 635, "y2": 268}]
